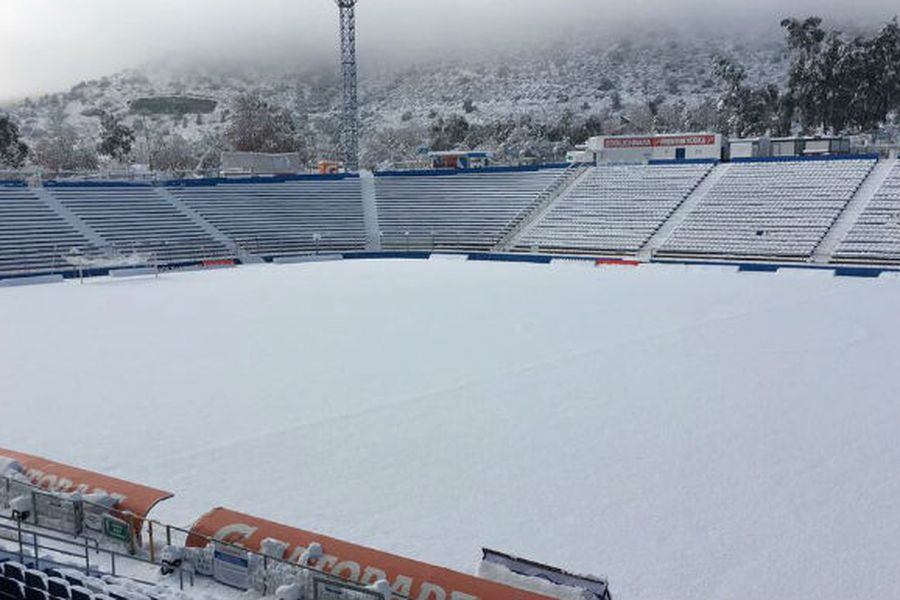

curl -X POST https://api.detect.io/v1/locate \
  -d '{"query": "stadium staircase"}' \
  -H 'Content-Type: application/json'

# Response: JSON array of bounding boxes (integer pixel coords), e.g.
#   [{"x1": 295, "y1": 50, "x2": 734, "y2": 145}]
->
[
  {"x1": 154, "y1": 187, "x2": 260, "y2": 264},
  {"x1": 492, "y1": 163, "x2": 590, "y2": 252},
  {"x1": 31, "y1": 188, "x2": 105, "y2": 248},
  {"x1": 638, "y1": 162, "x2": 730, "y2": 260},
  {"x1": 813, "y1": 158, "x2": 899, "y2": 263},
  {"x1": 510, "y1": 163, "x2": 713, "y2": 256},
  {"x1": 359, "y1": 171, "x2": 381, "y2": 251}
]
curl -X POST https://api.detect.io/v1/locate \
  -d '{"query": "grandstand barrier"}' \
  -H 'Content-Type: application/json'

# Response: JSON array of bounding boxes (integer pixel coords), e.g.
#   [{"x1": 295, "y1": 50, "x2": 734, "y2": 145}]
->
[
  {"x1": 834, "y1": 267, "x2": 884, "y2": 278},
  {"x1": 596, "y1": 259, "x2": 640, "y2": 267},
  {"x1": 201, "y1": 258, "x2": 236, "y2": 268},
  {"x1": 647, "y1": 158, "x2": 719, "y2": 165},
  {"x1": 737, "y1": 264, "x2": 780, "y2": 273},
  {"x1": 0, "y1": 511, "x2": 196, "y2": 590},
  {"x1": 0, "y1": 275, "x2": 64, "y2": 287},
  {"x1": 43, "y1": 180, "x2": 153, "y2": 189},
  {"x1": 163, "y1": 172, "x2": 359, "y2": 187},
  {"x1": 730, "y1": 153, "x2": 880, "y2": 164},
  {"x1": 273, "y1": 254, "x2": 345, "y2": 264},
  {"x1": 373, "y1": 164, "x2": 567, "y2": 178},
  {"x1": 342, "y1": 251, "x2": 433, "y2": 261},
  {"x1": 467, "y1": 253, "x2": 554, "y2": 264},
  {"x1": 109, "y1": 267, "x2": 158, "y2": 278}
]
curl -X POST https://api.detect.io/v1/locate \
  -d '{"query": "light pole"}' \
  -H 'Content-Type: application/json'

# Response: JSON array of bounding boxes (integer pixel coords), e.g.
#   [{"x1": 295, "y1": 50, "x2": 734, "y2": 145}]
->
[{"x1": 334, "y1": 0, "x2": 360, "y2": 172}]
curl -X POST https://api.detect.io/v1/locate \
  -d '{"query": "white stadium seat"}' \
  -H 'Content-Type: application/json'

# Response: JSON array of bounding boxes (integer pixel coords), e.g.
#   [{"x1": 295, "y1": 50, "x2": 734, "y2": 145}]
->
[
  {"x1": 0, "y1": 185, "x2": 91, "y2": 276},
  {"x1": 167, "y1": 178, "x2": 367, "y2": 257},
  {"x1": 658, "y1": 159, "x2": 875, "y2": 260},
  {"x1": 516, "y1": 163, "x2": 712, "y2": 254},
  {"x1": 375, "y1": 170, "x2": 566, "y2": 252},
  {"x1": 833, "y1": 161, "x2": 900, "y2": 264}
]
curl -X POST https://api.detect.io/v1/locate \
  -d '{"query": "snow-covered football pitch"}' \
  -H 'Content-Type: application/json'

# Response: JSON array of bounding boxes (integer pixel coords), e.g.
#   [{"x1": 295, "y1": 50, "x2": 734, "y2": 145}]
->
[{"x1": 2, "y1": 259, "x2": 899, "y2": 600}]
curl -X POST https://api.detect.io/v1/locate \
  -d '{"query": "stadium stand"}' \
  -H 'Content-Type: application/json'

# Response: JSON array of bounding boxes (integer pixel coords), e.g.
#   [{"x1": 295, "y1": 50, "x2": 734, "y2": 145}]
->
[
  {"x1": 46, "y1": 184, "x2": 233, "y2": 265},
  {"x1": 832, "y1": 161, "x2": 900, "y2": 264},
  {"x1": 658, "y1": 158, "x2": 876, "y2": 260},
  {"x1": 167, "y1": 177, "x2": 366, "y2": 258},
  {"x1": 513, "y1": 163, "x2": 712, "y2": 255},
  {"x1": 375, "y1": 169, "x2": 566, "y2": 251},
  {"x1": 0, "y1": 184, "x2": 91, "y2": 277},
  {"x1": 6, "y1": 159, "x2": 900, "y2": 280}
]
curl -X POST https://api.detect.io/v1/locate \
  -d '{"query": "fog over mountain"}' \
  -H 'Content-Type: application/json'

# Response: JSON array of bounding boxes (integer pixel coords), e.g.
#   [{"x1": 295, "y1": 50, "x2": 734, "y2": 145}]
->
[{"x1": 2, "y1": 0, "x2": 899, "y2": 99}]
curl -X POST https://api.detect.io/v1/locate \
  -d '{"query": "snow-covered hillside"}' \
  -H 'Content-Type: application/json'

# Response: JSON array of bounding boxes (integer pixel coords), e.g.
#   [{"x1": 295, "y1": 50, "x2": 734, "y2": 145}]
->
[
  {"x1": 1, "y1": 259, "x2": 898, "y2": 600},
  {"x1": 2, "y1": 31, "x2": 789, "y2": 167}
]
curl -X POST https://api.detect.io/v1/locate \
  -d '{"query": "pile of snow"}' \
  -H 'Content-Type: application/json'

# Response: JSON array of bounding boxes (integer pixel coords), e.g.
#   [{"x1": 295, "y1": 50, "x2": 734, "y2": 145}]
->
[
  {"x1": 1, "y1": 260, "x2": 899, "y2": 600},
  {"x1": 0, "y1": 457, "x2": 24, "y2": 478},
  {"x1": 477, "y1": 561, "x2": 591, "y2": 600}
]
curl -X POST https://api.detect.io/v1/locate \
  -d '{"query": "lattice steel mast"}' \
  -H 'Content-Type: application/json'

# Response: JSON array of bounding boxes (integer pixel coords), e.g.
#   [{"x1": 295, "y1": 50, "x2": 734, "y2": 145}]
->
[{"x1": 335, "y1": 0, "x2": 359, "y2": 171}]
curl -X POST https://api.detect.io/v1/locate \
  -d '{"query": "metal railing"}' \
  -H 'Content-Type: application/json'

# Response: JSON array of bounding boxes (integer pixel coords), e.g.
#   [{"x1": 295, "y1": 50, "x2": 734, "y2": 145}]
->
[
  {"x1": 0, "y1": 513, "x2": 194, "y2": 590},
  {"x1": 0, "y1": 474, "x2": 406, "y2": 599}
]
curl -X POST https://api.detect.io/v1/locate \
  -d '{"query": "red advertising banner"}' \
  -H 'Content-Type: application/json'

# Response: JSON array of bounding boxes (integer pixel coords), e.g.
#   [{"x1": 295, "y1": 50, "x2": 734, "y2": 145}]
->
[
  {"x1": 0, "y1": 447, "x2": 173, "y2": 520},
  {"x1": 203, "y1": 259, "x2": 236, "y2": 268},
  {"x1": 604, "y1": 134, "x2": 717, "y2": 148},
  {"x1": 603, "y1": 137, "x2": 653, "y2": 149},
  {"x1": 188, "y1": 507, "x2": 556, "y2": 600},
  {"x1": 652, "y1": 134, "x2": 717, "y2": 147}
]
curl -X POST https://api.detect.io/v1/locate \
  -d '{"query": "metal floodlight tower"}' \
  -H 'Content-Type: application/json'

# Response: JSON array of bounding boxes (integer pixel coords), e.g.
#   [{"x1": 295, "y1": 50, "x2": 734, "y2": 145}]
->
[{"x1": 335, "y1": 0, "x2": 359, "y2": 171}]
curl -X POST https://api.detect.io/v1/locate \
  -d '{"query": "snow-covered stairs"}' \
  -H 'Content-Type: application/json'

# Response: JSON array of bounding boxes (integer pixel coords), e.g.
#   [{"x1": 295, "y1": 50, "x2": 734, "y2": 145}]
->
[
  {"x1": 32, "y1": 186, "x2": 106, "y2": 247},
  {"x1": 155, "y1": 186, "x2": 264, "y2": 264},
  {"x1": 493, "y1": 164, "x2": 591, "y2": 252},
  {"x1": 811, "y1": 158, "x2": 896, "y2": 264},
  {"x1": 637, "y1": 162, "x2": 731, "y2": 260},
  {"x1": 359, "y1": 171, "x2": 381, "y2": 251}
]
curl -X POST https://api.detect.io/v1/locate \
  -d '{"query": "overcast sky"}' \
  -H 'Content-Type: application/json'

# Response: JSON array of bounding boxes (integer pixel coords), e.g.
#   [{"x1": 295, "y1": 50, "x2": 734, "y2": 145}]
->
[{"x1": 2, "y1": 0, "x2": 898, "y2": 100}]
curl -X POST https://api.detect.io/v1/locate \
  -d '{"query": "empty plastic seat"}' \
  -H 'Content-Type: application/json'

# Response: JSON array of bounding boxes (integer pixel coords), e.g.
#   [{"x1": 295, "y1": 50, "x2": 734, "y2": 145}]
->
[
  {"x1": 376, "y1": 169, "x2": 567, "y2": 252},
  {"x1": 46, "y1": 184, "x2": 232, "y2": 265},
  {"x1": 834, "y1": 161, "x2": 900, "y2": 263},
  {"x1": 660, "y1": 159, "x2": 875, "y2": 259},
  {"x1": 68, "y1": 587, "x2": 93, "y2": 600},
  {"x1": 517, "y1": 163, "x2": 712, "y2": 254},
  {"x1": 24, "y1": 571, "x2": 46, "y2": 591},
  {"x1": 3, "y1": 563, "x2": 25, "y2": 582},
  {"x1": 170, "y1": 177, "x2": 367, "y2": 258},
  {"x1": 0, "y1": 576, "x2": 25, "y2": 600},
  {"x1": 25, "y1": 587, "x2": 49, "y2": 600},
  {"x1": 0, "y1": 185, "x2": 90, "y2": 276},
  {"x1": 46, "y1": 577, "x2": 69, "y2": 600}
]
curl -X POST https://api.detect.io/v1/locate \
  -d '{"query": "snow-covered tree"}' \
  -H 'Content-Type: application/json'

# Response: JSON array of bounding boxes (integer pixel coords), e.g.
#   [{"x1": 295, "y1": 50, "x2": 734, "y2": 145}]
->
[
  {"x1": 428, "y1": 115, "x2": 470, "y2": 151},
  {"x1": 712, "y1": 56, "x2": 790, "y2": 137},
  {"x1": 32, "y1": 130, "x2": 98, "y2": 172},
  {"x1": 225, "y1": 94, "x2": 300, "y2": 154},
  {"x1": 781, "y1": 16, "x2": 900, "y2": 134},
  {"x1": 148, "y1": 134, "x2": 197, "y2": 172},
  {"x1": 0, "y1": 115, "x2": 29, "y2": 168},
  {"x1": 97, "y1": 113, "x2": 135, "y2": 162}
]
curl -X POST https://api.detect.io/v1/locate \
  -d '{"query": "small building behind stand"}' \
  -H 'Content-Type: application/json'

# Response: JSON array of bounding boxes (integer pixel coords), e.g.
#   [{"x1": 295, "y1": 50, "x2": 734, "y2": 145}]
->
[
  {"x1": 317, "y1": 160, "x2": 345, "y2": 175},
  {"x1": 729, "y1": 137, "x2": 772, "y2": 160},
  {"x1": 221, "y1": 152, "x2": 302, "y2": 176},
  {"x1": 429, "y1": 151, "x2": 492, "y2": 170},
  {"x1": 586, "y1": 133, "x2": 723, "y2": 163},
  {"x1": 771, "y1": 136, "x2": 851, "y2": 157}
]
